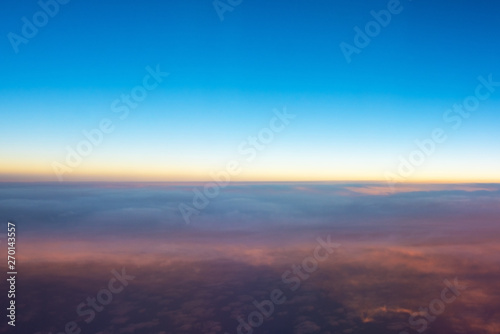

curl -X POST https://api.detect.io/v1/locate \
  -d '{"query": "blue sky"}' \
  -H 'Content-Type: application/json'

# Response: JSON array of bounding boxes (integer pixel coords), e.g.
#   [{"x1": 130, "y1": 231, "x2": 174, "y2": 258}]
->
[{"x1": 1, "y1": 0, "x2": 499, "y2": 181}]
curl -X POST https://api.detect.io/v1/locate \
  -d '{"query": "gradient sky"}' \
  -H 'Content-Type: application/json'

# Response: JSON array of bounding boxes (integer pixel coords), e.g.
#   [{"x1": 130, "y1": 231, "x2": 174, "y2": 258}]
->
[{"x1": 1, "y1": 0, "x2": 499, "y2": 182}]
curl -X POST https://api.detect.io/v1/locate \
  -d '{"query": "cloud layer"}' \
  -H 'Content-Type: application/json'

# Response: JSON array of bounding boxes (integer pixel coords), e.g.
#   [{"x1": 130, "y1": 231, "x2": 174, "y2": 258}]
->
[{"x1": 1, "y1": 182, "x2": 499, "y2": 333}]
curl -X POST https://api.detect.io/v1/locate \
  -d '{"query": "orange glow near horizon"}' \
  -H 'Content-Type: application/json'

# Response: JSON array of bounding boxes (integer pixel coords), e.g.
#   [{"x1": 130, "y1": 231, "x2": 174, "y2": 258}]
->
[
  {"x1": 1, "y1": 168, "x2": 499, "y2": 183},
  {"x1": 1, "y1": 149, "x2": 499, "y2": 183}
]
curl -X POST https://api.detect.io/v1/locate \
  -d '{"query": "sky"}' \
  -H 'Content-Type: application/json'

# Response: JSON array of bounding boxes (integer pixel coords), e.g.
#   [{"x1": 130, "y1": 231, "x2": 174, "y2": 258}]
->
[{"x1": 1, "y1": 0, "x2": 499, "y2": 182}]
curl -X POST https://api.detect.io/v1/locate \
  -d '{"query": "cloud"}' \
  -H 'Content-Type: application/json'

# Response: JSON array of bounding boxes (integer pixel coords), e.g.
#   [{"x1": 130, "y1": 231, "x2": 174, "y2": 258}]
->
[{"x1": 2, "y1": 182, "x2": 500, "y2": 333}]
